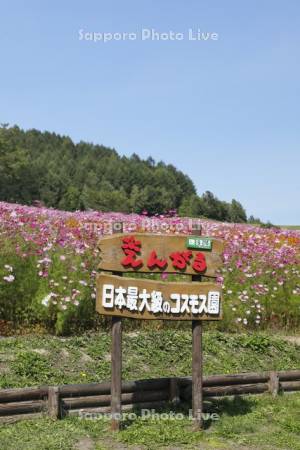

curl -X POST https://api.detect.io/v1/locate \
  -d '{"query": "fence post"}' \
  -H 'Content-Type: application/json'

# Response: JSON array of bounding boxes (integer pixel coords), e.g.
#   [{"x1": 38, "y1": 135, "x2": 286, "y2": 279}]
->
[
  {"x1": 169, "y1": 378, "x2": 180, "y2": 405},
  {"x1": 48, "y1": 386, "x2": 60, "y2": 419},
  {"x1": 268, "y1": 371, "x2": 280, "y2": 396}
]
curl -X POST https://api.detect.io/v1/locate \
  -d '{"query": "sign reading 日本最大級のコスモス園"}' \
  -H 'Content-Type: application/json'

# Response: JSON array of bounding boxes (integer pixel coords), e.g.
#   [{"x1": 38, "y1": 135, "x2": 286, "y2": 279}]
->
[
  {"x1": 96, "y1": 233, "x2": 223, "y2": 320},
  {"x1": 96, "y1": 273, "x2": 222, "y2": 320},
  {"x1": 98, "y1": 233, "x2": 223, "y2": 277}
]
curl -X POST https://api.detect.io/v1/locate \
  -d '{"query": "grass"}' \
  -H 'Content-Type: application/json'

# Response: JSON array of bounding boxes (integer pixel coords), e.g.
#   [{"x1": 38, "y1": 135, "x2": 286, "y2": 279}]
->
[
  {"x1": 279, "y1": 225, "x2": 300, "y2": 230},
  {"x1": 0, "y1": 330, "x2": 299, "y2": 449},
  {"x1": 0, "y1": 393, "x2": 299, "y2": 449},
  {"x1": 0, "y1": 330, "x2": 299, "y2": 388}
]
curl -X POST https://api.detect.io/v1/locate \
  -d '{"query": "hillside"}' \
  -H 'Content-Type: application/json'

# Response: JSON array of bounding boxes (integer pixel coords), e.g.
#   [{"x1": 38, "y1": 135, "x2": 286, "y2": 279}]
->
[{"x1": 0, "y1": 125, "x2": 247, "y2": 221}]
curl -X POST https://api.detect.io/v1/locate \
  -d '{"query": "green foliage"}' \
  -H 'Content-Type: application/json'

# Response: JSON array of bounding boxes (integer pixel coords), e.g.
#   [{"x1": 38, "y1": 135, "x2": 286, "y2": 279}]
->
[
  {"x1": 229, "y1": 199, "x2": 247, "y2": 222},
  {"x1": 179, "y1": 191, "x2": 248, "y2": 223},
  {"x1": 261, "y1": 220, "x2": 280, "y2": 229},
  {"x1": 0, "y1": 238, "x2": 41, "y2": 326},
  {"x1": 0, "y1": 125, "x2": 250, "y2": 221},
  {"x1": 0, "y1": 235, "x2": 98, "y2": 336},
  {"x1": 0, "y1": 125, "x2": 195, "y2": 216},
  {"x1": 220, "y1": 260, "x2": 300, "y2": 332},
  {"x1": 248, "y1": 215, "x2": 280, "y2": 228},
  {"x1": 11, "y1": 351, "x2": 55, "y2": 383}
]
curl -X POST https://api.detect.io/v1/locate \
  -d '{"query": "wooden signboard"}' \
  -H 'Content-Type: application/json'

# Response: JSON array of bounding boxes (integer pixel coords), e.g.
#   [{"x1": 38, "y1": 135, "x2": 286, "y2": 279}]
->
[
  {"x1": 98, "y1": 233, "x2": 224, "y2": 277},
  {"x1": 96, "y1": 273, "x2": 222, "y2": 320},
  {"x1": 96, "y1": 232, "x2": 224, "y2": 431}
]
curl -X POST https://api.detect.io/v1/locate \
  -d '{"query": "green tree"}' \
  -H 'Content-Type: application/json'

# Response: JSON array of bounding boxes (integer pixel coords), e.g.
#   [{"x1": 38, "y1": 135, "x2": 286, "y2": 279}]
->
[
  {"x1": 229, "y1": 199, "x2": 247, "y2": 223},
  {"x1": 0, "y1": 125, "x2": 251, "y2": 220}
]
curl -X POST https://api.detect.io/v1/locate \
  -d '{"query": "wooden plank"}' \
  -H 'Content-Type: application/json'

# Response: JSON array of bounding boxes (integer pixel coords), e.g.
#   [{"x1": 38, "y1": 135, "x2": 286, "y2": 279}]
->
[
  {"x1": 280, "y1": 380, "x2": 300, "y2": 392},
  {"x1": 96, "y1": 273, "x2": 222, "y2": 321},
  {"x1": 0, "y1": 400, "x2": 45, "y2": 416},
  {"x1": 181, "y1": 369, "x2": 300, "y2": 386},
  {"x1": 182, "y1": 383, "x2": 269, "y2": 400},
  {"x1": 98, "y1": 233, "x2": 223, "y2": 277},
  {"x1": 63, "y1": 379, "x2": 170, "y2": 397},
  {"x1": 59, "y1": 378, "x2": 170, "y2": 397},
  {"x1": 0, "y1": 386, "x2": 48, "y2": 403},
  {"x1": 204, "y1": 383, "x2": 269, "y2": 397},
  {"x1": 278, "y1": 370, "x2": 300, "y2": 381},
  {"x1": 62, "y1": 389, "x2": 169, "y2": 410},
  {"x1": 67, "y1": 401, "x2": 168, "y2": 417},
  {"x1": 192, "y1": 321, "x2": 203, "y2": 430},
  {"x1": 180, "y1": 372, "x2": 270, "y2": 387},
  {"x1": 111, "y1": 316, "x2": 122, "y2": 431}
]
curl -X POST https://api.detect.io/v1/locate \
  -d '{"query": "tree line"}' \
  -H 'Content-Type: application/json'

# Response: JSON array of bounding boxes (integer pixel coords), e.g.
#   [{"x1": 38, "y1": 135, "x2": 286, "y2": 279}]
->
[{"x1": 0, "y1": 125, "x2": 248, "y2": 222}]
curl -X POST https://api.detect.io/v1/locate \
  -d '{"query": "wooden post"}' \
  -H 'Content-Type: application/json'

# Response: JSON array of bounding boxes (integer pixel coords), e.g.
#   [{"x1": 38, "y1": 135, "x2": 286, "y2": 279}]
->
[
  {"x1": 191, "y1": 226, "x2": 203, "y2": 430},
  {"x1": 48, "y1": 386, "x2": 60, "y2": 419},
  {"x1": 268, "y1": 371, "x2": 280, "y2": 396},
  {"x1": 111, "y1": 316, "x2": 122, "y2": 431},
  {"x1": 169, "y1": 378, "x2": 180, "y2": 405},
  {"x1": 192, "y1": 320, "x2": 203, "y2": 430}
]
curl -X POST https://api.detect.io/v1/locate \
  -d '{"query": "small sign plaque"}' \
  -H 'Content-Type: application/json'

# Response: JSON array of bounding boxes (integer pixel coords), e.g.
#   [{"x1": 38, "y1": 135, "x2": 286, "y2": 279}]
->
[{"x1": 186, "y1": 236, "x2": 212, "y2": 251}]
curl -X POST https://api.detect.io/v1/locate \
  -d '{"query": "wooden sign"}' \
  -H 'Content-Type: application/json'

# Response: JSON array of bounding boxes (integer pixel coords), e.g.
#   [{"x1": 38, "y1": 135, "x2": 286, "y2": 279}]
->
[
  {"x1": 96, "y1": 231, "x2": 224, "y2": 432},
  {"x1": 96, "y1": 273, "x2": 222, "y2": 321},
  {"x1": 98, "y1": 233, "x2": 223, "y2": 278}
]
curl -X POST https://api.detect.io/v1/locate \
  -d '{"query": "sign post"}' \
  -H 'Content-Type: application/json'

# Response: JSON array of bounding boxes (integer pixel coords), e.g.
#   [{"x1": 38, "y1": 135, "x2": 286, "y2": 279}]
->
[
  {"x1": 111, "y1": 315, "x2": 122, "y2": 431},
  {"x1": 191, "y1": 245, "x2": 204, "y2": 431},
  {"x1": 96, "y1": 232, "x2": 224, "y2": 431},
  {"x1": 192, "y1": 319, "x2": 203, "y2": 430}
]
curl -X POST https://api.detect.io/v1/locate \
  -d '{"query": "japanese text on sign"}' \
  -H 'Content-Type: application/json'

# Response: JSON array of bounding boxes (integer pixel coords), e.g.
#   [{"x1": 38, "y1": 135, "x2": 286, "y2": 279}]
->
[
  {"x1": 101, "y1": 284, "x2": 220, "y2": 317},
  {"x1": 121, "y1": 236, "x2": 207, "y2": 272}
]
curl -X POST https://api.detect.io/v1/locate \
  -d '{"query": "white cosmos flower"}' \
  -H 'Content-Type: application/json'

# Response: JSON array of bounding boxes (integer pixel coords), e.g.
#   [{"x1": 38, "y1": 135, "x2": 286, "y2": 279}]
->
[
  {"x1": 3, "y1": 275, "x2": 15, "y2": 283},
  {"x1": 41, "y1": 292, "x2": 55, "y2": 307}
]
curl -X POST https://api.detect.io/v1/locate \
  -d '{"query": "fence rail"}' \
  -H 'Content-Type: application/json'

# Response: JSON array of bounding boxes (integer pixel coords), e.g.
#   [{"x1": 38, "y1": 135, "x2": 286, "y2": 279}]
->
[{"x1": 0, "y1": 369, "x2": 299, "y2": 423}]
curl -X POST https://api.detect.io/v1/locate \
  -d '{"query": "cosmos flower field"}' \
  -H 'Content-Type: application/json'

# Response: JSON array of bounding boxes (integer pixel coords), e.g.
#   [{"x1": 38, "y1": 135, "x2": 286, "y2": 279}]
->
[{"x1": 0, "y1": 201, "x2": 299, "y2": 335}]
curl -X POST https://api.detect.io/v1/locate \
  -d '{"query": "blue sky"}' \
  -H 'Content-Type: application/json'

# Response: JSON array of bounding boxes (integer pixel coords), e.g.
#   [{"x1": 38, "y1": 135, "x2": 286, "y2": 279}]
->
[{"x1": 1, "y1": 0, "x2": 300, "y2": 224}]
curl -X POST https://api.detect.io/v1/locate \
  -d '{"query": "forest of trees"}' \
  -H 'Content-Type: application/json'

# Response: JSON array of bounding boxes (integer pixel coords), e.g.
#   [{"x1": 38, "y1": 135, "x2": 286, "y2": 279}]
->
[{"x1": 0, "y1": 125, "x2": 248, "y2": 222}]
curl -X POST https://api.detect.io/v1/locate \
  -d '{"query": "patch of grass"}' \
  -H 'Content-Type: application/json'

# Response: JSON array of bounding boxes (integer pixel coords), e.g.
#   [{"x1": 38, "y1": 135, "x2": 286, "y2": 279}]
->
[
  {"x1": 0, "y1": 330, "x2": 299, "y2": 388},
  {"x1": 1, "y1": 394, "x2": 299, "y2": 449},
  {"x1": 0, "y1": 417, "x2": 108, "y2": 450}
]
